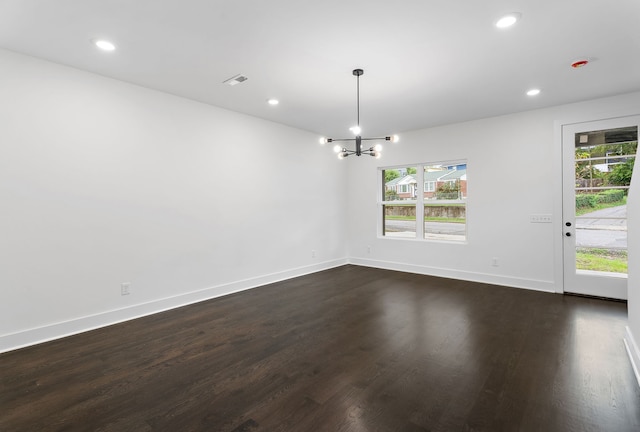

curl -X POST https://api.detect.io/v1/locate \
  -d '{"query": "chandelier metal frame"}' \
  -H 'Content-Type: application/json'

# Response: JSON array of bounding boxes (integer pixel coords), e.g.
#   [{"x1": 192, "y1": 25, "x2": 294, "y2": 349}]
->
[{"x1": 323, "y1": 69, "x2": 397, "y2": 159}]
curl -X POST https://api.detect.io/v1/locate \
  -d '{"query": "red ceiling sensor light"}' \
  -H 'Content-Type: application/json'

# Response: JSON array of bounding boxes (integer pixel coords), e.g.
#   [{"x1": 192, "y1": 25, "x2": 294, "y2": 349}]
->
[{"x1": 571, "y1": 59, "x2": 589, "y2": 68}]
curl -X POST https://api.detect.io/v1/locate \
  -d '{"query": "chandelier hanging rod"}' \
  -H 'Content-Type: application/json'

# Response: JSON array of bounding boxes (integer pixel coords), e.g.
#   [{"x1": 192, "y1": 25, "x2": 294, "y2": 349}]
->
[{"x1": 355, "y1": 68, "x2": 361, "y2": 128}]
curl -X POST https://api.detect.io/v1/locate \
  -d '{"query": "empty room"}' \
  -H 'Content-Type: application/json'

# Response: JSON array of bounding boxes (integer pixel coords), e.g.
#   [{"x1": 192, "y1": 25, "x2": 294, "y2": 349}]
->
[{"x1": 1, "y1": 1, "x2": 640, "y2": 431}]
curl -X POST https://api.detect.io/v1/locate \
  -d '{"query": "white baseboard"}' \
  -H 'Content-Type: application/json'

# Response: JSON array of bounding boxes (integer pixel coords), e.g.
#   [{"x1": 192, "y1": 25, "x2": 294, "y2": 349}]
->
[
  {"x1": 348, "y1": 257, "x2": 557, "y2": 293},
  {"x1": 624, "y1": 326, "x2": 640, "y2": 389},
  {"x1": 0, "y1": 258, "x2": 348, "y2": 354}
]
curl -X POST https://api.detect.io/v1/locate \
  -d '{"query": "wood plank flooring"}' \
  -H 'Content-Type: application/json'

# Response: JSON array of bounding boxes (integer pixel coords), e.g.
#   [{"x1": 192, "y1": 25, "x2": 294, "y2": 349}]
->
[{"x1": 2, "y1": 265, "x2": 639, "y2": 431}]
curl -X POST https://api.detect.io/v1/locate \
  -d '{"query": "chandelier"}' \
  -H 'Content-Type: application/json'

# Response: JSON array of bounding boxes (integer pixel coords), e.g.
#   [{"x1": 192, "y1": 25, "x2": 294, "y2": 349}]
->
[{"x1": 320, "y1": 69, "x2": 398, "y2": 159}]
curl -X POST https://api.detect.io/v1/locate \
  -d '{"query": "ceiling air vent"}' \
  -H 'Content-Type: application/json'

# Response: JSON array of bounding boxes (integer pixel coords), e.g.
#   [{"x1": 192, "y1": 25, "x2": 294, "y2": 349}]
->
[{"x1": 223, "y1": 74, "x2": 248, "y2": 86}]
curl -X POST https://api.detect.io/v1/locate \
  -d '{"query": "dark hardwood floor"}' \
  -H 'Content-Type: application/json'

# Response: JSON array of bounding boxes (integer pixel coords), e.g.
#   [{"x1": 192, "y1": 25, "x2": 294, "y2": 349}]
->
[{"x1": 2, "y1": 265, "x2": 639, "y2": 431}]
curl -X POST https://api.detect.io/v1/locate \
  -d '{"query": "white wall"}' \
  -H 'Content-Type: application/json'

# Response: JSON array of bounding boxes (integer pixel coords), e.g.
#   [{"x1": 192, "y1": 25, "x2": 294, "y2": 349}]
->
[
  {"x1": 347, "y1": 92, "x2": 640, "y2": 293},
  {"x1": 2, "y1": 46, "x2": 639, "y2": 361},
  {"x1": 0, "y1": 48, "x2": 348, "y2": 352},
  {"x1": 626, "y1": 136, "x2": 640, "y2": 385}
]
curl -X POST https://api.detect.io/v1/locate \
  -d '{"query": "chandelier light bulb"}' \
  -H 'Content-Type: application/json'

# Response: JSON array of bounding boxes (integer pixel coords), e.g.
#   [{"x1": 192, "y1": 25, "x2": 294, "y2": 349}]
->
[
  {"x1": 350, "y1": 126, "x2": 361, "y2": 135},
  {"x1": 375, "y1": 152, "x2": 381, "y2": 159},
  {"x1": 391, "y1": 135, "x2": 399, "y2": 143},
  {"x1": 333, "y1": 144, "x2": 342, "y2": 153},
  {"x1": 319, "y1": 137, "x2": 328, "y2": 145},
  {"x1": 338, "y1": 152, "x2": 345, "y2": 160},
  {"x1": 374, "y1": 144, "x2": 383, "y2": 152}
]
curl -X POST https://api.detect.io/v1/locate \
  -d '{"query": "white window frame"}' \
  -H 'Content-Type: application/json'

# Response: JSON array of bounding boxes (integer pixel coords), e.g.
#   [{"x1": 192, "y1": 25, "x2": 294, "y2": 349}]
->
[{"x1": 379, "y1": 160, "x2": 467, "y2": 242}]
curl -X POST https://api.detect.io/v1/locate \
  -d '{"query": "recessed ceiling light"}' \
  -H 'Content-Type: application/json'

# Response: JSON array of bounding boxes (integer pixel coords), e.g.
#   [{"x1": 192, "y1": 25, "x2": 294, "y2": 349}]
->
[
  {"x1": 92, "y1": 39, "x2": 116, "y2": 51},
  {"x1": 527, "y1": 88, "x2": 541, "y2": 96},
  {"x1": 267, "y1": 98, "x2": 279, "y2": 106},
  {"x1": 496, "y1": 13, "x2": 521, "y2": 28}
]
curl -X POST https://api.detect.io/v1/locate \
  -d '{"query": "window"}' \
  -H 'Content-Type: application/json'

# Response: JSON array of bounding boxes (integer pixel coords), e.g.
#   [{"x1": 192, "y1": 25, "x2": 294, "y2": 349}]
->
[
  {"x1": 381, "y1": 167, "x2": 417, "y2": 238},
  {"x1": 425, "y1": 181, "x2": 435, "y2": 192},
  {"x1": 380, "y1": 161, "x2": 467, "y2": 241},
  {"x1": 573, "y1": 126, "x2": 636, "y2": 274},
  {"x1": 424, "y1": 163, "x2": 467, "y2": 241}
]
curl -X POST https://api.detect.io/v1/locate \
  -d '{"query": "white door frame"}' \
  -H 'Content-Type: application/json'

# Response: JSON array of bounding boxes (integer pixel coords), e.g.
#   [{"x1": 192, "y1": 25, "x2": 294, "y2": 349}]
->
[
  {"x1": 562, "y1": 116, "x2": 638, "y2": 299},
  {"x1": 554, "y1": 108, "x2": 640, "y2": 296}
]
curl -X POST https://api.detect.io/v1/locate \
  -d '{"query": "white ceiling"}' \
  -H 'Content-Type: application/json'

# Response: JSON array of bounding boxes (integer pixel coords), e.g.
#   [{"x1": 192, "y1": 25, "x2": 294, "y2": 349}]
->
[{"x1": 1, "y1": 0, "x2": 639, "y2": 138}]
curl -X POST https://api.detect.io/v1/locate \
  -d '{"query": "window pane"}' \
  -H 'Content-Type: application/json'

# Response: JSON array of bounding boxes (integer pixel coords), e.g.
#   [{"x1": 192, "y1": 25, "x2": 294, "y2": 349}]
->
[
  {"x1": 383, "y1": 204, "x2": 416, "y2": 238},
  {"x1": 574, "y1": 126, "x2": 636, "y2": 274},
  {"x1": 383, "y1": 167, "x2": 417, "y2": 238},
  {"x1": 383, "y1": 167, "x2": 417, "y2": 201},
  {"x1": 424, "y1": 204, "x2": 466, "y2": 241},
  {"x1": 424, "y1": 163, "x2": 467, "y2": 241}
]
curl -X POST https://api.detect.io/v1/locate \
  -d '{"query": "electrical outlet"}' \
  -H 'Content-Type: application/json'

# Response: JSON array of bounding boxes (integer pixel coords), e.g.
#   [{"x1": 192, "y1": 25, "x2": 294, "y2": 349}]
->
[
  {"x1": 311, "y1": 250, "x2": 316, "y2": 258},
  {"x1": 367, "y1": 245, "x2": 371, "y2": 254},
  {"x1": 491, "y1": 257, "x2": 499, "y2": 267},
  {"x1": 121, "y1": 282, "x2": 131, "y2": 296}
]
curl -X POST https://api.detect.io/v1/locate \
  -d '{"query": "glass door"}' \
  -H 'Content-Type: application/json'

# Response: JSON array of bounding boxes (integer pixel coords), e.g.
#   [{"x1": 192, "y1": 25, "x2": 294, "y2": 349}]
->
[{"x1": 562, "y1": 116, "x2": 638, "y2": 300}]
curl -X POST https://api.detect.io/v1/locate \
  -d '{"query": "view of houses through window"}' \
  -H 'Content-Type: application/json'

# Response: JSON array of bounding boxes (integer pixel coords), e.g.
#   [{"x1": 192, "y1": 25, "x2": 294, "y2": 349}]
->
[{"x1": 381, "y1": 161, "x2": 467, "y2": 241}]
